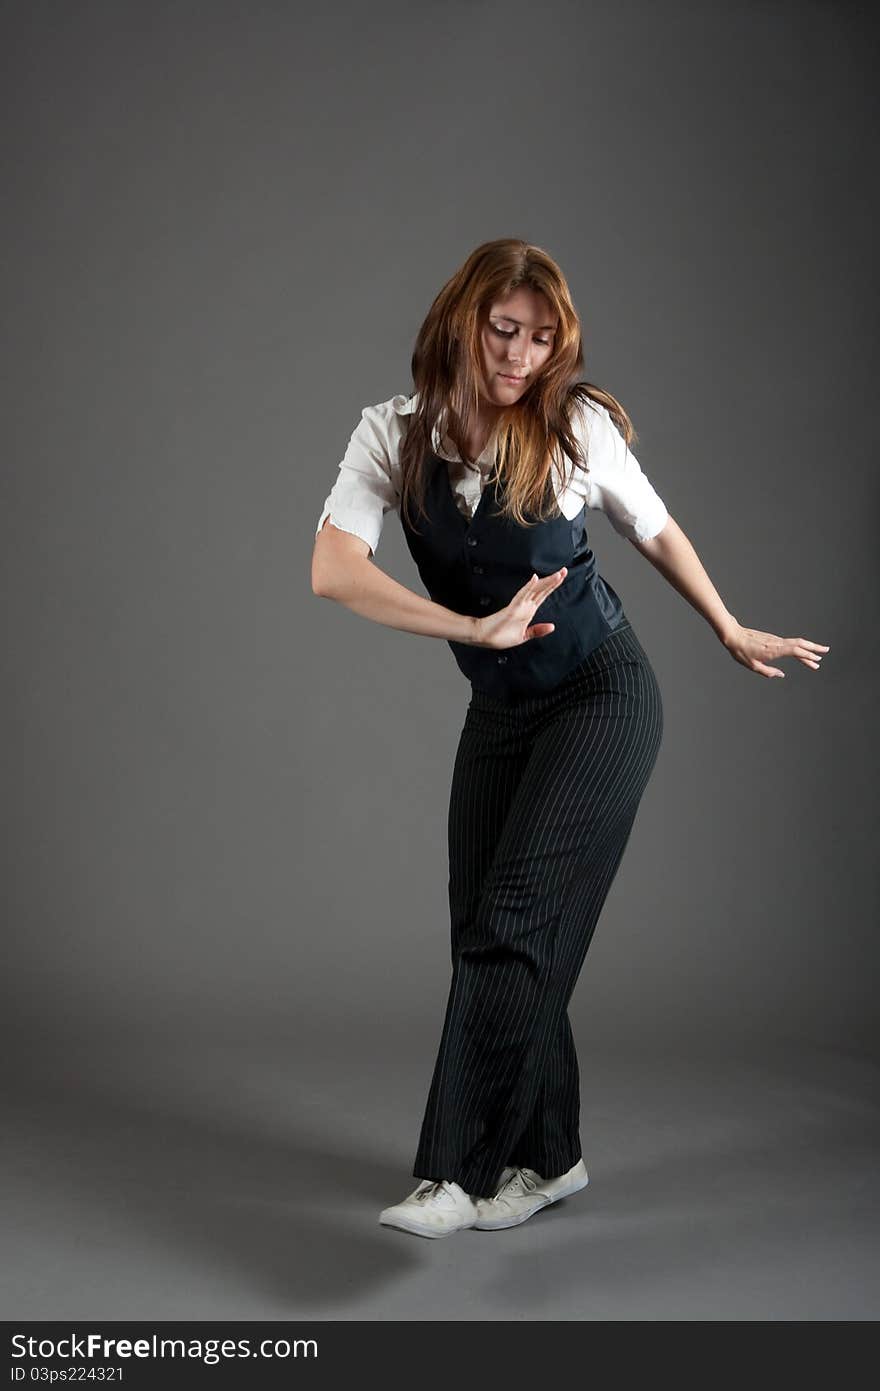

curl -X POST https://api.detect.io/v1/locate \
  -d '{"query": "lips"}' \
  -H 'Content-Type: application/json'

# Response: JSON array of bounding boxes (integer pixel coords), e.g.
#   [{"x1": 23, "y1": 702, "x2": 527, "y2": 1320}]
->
[{"x1": 500, "y1": 373, "x2": 524, "y2": 381}]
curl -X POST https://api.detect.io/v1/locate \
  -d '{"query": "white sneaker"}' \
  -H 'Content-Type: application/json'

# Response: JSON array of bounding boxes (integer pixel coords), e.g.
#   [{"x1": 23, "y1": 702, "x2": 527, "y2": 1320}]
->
[
  {"x1": 378, "y1": 1178, "x2": 480, "y2": 1238},
  {"x1": 473, "y1": 1158, "x2": 589, "y2": 1231}
]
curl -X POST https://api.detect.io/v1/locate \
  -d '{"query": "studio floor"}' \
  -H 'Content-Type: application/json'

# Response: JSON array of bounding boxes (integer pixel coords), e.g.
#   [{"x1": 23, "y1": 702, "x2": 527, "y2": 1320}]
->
[{"x1": 2, "y1": 1032, "x2": 877, "y2": 1320}]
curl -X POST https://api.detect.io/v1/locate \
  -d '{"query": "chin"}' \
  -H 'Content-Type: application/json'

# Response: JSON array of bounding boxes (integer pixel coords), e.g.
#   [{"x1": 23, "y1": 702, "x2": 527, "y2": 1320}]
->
[{"x1": 483, "y1": 377, "x2": 526, "y2": 407}]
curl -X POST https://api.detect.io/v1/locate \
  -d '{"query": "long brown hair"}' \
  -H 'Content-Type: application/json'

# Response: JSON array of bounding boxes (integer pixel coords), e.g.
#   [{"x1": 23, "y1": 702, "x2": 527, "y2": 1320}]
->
[{"x1": 398, "y1": 237, "x2": 638, "y2": 531}]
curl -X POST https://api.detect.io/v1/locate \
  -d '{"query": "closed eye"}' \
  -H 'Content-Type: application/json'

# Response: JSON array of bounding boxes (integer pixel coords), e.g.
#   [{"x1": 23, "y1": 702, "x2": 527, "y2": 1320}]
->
[{"x1": 493, "y1": 326, "x2": 551, "y2": 347}]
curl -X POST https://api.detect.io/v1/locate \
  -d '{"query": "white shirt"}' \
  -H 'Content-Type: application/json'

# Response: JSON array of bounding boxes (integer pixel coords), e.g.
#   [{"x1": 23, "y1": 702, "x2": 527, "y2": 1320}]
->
[{"x1": 315, "y1": 392, "x2": 669, "y2": 556}]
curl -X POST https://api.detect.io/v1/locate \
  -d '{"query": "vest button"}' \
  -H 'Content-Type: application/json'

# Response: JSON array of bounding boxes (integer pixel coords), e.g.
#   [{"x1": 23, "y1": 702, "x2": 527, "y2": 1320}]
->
[
  {"x1": 479, "y1": 595, "x2": 491, "y2": 606},
  {"x1": 473, "y1": 565, "x2": 484, "y2": 574},
  {"x1": 497, "y1": 654, "x2": 508, "y2": 664},
  {"x1": 466, "y1": 536, "x2": 478, "y2": 547}
]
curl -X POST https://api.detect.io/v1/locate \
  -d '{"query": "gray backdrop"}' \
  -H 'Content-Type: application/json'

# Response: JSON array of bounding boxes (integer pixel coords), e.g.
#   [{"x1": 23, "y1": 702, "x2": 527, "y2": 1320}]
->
[{"x1": 3, "y1": 0, "x2": 877, "y2": 1322}]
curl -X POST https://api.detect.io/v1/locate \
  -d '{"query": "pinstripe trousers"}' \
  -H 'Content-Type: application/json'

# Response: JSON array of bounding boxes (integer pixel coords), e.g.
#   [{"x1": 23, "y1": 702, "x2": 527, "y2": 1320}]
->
[{"x1": 411, "y1": 619, "x2": 664, "y2": 1200}]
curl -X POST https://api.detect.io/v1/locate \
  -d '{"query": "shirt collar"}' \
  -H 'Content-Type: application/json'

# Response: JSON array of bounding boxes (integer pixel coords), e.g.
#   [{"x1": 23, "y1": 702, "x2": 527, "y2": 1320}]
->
[{"x1": 392, "y1": 391, "x2": 497, "y2": 469}]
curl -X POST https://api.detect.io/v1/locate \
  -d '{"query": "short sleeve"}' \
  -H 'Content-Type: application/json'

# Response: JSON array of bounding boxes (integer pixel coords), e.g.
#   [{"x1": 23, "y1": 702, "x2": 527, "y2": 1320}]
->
[
  {"x1": 315, "y1": 402, "x2": 401, "y2": 556},
  {"x1": 578, "y1": 400, "x2": 669, "y2": 543}
]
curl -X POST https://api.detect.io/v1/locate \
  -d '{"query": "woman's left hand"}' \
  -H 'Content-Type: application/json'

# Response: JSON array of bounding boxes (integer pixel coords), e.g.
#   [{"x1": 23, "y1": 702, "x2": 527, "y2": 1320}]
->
[{"x1": 722, "y1": 623, "x2": 830, "y2": 679}]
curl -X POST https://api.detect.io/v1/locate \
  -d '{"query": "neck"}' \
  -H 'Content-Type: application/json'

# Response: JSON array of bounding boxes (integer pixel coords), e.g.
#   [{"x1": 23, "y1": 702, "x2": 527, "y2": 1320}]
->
[{"x1": 465, "y1": 402, "x2": 503, "y2": 458}]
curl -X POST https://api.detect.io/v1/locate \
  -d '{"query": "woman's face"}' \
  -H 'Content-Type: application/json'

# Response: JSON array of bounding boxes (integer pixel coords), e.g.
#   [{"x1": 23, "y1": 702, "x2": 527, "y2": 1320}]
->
[{"x1": 478, "y1": 285, "x2": 558, "y2": 408}]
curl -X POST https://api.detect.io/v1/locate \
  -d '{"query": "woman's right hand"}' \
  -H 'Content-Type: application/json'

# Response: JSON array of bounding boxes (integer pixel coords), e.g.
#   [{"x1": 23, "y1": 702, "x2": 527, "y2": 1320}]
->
[{"x1": 474, "y1": 567, "x2": 568, "y2": 650}]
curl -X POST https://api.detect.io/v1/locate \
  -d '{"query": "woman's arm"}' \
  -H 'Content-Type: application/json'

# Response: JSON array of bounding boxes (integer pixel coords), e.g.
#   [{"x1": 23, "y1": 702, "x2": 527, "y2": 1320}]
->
[
  {"x1": 312, "y1": 519, "x2": 483, "y2": 644},
  {"x1": 312, "y1": 518, "x2": 566, "y2": 651},
  {"x1": 629, "y1": 515, "x2": 830, "y2": 678},
  {"x1": 628, "y1": 515, "x2": 737, "y2": 641}
]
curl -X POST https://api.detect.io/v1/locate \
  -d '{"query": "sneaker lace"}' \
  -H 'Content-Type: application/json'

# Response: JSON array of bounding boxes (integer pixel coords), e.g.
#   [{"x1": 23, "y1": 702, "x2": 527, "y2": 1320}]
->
[
  {"x1": 415, "y1": 1179, "x2": 457, "y2": 1204},
  {"x1": 491, "y1": 1166, "x2": 540, "y2": 1201}
]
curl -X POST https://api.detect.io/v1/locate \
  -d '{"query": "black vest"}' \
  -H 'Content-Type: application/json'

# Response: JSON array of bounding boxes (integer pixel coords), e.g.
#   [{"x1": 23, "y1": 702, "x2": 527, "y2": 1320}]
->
[{"x1": 399, "y1": 450, "x2": 628, "y2": 700}]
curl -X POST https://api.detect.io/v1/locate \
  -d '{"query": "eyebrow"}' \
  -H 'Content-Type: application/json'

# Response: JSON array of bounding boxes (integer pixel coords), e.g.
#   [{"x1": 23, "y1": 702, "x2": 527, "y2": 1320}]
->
[{"x1": 492, "y1": 315, "x2": 558, "y2": 331}]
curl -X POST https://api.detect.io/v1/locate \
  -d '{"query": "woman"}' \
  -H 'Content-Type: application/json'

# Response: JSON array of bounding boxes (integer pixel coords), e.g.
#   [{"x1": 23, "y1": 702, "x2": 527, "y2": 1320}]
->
[{"x1": 311, "y1": 238, "x2": 829, "y2": 1240}]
